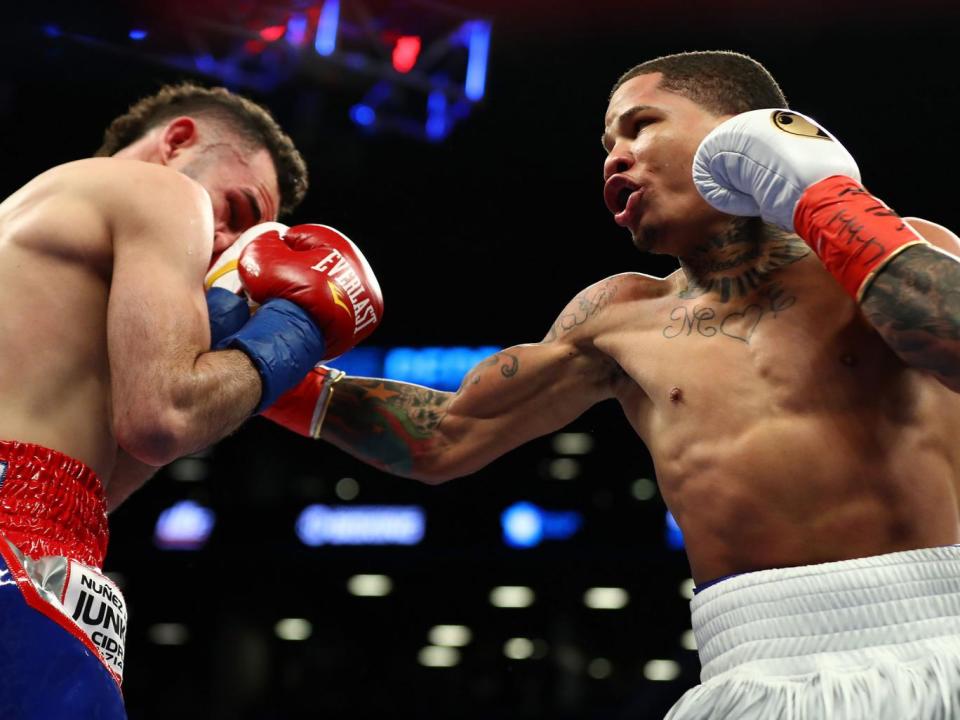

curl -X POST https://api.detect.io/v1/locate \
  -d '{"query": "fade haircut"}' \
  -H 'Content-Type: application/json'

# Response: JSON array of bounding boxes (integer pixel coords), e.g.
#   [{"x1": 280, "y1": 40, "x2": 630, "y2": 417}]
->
[
  {"x1": 95, "y1": 82, "x2": 308, "y2": 216},
  {"x1": 611, "y1": 51, "x2": 787, "y2": 116}
]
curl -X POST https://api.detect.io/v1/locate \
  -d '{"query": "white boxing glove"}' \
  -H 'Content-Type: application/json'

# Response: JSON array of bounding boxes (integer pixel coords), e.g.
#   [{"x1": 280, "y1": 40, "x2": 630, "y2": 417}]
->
[
  {"x1": 205, "y1": 221, "x2": 290, "y2": 294},
  {"x1": 692, "y1": 109, "x2": 861, "y2": 232}
]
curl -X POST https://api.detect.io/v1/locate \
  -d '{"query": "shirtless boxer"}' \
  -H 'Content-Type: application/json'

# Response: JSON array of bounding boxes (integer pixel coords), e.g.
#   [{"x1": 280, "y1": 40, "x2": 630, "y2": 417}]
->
[
  {"x1": 0, "y1": 83, "x2": 382, "y2": 718},
  {"x1": 263, "y1": 52, "x2": 960, "y2": 717}
]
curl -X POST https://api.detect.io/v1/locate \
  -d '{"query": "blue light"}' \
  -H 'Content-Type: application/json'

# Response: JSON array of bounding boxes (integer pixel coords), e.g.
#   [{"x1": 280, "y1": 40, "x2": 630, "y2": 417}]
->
[
  {"x1": 384, "y1": 346, "x2": 500, "y2": 391},
  {"x1": 665, "y1": 511, "x2": 685, "y2": 550},
  {"x1": 128, "y1": 29, "x2": 148, "y2": 41},
  {"x1": 502, "y1": 502, "x2": 543, "y2": 548},
  {"x1": 296, "y1": 505, "x2": 425, "y2": 546},
  {"x1": 154, "y1": 500, "x2": 215, "y2": 550},
  {"x1": 463, "y1": 20, "x2": 491, "y2": 101},
  {"x1": 502, "y1": 502, "x2": 582, "y2": 548},
  {"x1": 327, "y1": 346, "x2": 384, "y2": 377},
  {"x1": 43, "y1": 24, "x2": 61, "y2": 38},
  {"x1": 286, "y1": 13, "x2": 308, "y2": 47},
  {"x1": 350, "y1": 104, "x2": 376, "y2": 127},
  {"x1": 194, "y1": 53, "x2": 217, "y2": 75},
  {"x1": 315, "y1": 0, "x2": 340, "y2": 56},
  {"x1": 425, "y1": 90, "x2": 448, "y2": 141}
]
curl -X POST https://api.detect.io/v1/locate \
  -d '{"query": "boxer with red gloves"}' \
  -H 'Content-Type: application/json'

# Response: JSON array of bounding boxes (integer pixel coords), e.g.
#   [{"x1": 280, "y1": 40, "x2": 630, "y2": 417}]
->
[
  {"x1": 269, "y1": 52, "x2": 960, "y2": 720},
  {"x1": 0, "y1": 82, "x2": 327, "y2": 718}
]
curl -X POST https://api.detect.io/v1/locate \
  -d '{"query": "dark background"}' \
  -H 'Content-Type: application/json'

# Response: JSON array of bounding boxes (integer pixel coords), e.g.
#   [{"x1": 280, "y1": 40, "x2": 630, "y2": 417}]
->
[{"x1": 4, "y1": 1, "x2": 960, "y2": 718}]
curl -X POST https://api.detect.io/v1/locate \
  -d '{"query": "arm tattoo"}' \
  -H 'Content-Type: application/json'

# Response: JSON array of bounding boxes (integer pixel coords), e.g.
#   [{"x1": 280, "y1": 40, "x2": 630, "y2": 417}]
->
[
  {"x1": 861, "y1": 244, "x2": 960, "y2": 386},
  {"x1": 322, "y1": 352, "x2": 521, "y2": 475},
  {"x1": 544, "y1": 282, "x2": 619, "y2": 343}
]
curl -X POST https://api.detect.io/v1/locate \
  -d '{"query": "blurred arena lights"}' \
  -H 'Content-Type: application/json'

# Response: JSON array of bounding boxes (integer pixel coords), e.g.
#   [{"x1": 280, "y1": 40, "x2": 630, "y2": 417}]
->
[
  {"x1": 153, "y1": 500, "x2": 215, "y2": 550},
  {"x1": 147, "y1": 623, "x2": 190, "y2": 646},
  {"x1": 489, "y1": 585, "x2": 535, "y2": 608},
  {"x1": 275, "y1": 618, "x2": 313, "y2": 641},
  {"x1": 666, "y1": 510, "x2": 686, "y2": 550},
  {"x1": 583, "y1": 587, "x2": 630, "y2": 610},
  {"x1": 418, "y1": 645, "x2": 460, "y2": 667},
  {"x1": 547, "y1": 457, "x2": 580, "y2": 480},
  {"x1": 36, "y1": 0, "x2": 489, "y2": 141},
  {"x1": 391, "y1": 34, "x2": 421, "y2": 73},
  {"x1": 428, "y1": 625, "x2": 472, "y2": 647},
  {"x1": 503, "y1": 637, "x2": 534, "y2": 660},
  {"x1": 334, "y1": 477, "x2": 359, "y2": 500},
  {"x1": 551, "y1": 432, "x2": 595, "y2": 455},
  {"x1": 678, "y1": 578, "x2": 695, "y2": 601},
  {"x1": 643, "y1": 659, "x2": 682, "y2": 682},
  {"x1": 500, "y1": 501, "x2": 582, "y2": 548},
  {"x1": 632, "y1": 477, "x2": 657, "y2": 500},
  {"x1": 680, "y1": 629, "x2": 697, "y2": 651},
  {"x1": 347, "y1": 574, "x2": 394, "y2": 597},
  {"x1": 295, "y1": 504, "x2": 425, "y2": 546},
  {"x1": 587, "y1": 658, "x2": 613, "y2": 679},
  {"x1": 314, "y1": 0, "x2": 340, "y2": 56},
  {"x1": 166, "y1": 456, "x2": 208, "y2": 483}
]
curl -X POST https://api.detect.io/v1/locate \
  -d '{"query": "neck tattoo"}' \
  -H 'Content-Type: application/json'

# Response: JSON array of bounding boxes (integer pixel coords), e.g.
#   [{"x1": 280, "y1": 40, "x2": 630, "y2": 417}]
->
[{"x1": 678, "y1": 219, "x2": 810, "y2": 303}]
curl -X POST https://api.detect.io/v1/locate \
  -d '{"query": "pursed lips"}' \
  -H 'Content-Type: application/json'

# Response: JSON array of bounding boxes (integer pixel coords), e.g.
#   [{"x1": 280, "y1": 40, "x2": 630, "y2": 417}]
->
[{"x1": 604, "y1": 175, "x2": 645, "y2": 226}]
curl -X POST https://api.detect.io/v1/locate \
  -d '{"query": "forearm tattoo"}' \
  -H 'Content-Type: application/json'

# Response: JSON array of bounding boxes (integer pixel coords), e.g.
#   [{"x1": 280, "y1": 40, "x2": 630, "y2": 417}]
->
[
  {"x1": 861, "y1": 243, "x2": 960, "y2": 386},
  {"x1": 322, "y1": 352, "x2": 521, "y2": 475}
]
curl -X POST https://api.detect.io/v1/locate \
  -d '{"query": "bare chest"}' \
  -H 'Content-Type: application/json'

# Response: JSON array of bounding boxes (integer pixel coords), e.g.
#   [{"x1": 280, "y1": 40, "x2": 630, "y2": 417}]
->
[{"x1": 600, "y1": 261, "x2": 958, "y2": 436}]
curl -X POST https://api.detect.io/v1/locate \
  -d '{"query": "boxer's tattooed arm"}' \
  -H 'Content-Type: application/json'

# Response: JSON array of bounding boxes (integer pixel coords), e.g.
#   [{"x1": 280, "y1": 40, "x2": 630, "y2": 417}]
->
[
  {"x1": 321, "y1": 352, "x2": 521, "y2": 477},
  {"x1": 861, "y1": 244, "x2": 960, "y2": 391}
]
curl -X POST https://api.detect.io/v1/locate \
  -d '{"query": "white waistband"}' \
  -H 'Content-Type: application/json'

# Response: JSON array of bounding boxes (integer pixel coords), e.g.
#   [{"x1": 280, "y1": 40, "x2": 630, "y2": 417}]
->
[{"x1": 691, "y1": 545, "x2": 960, "y2": 681}]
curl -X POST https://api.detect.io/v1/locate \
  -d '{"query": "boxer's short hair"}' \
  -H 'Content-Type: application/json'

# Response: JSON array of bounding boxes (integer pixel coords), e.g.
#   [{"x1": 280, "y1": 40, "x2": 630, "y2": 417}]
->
[
  {"x1": 612, "y1": 51, "x2": 787, "y2": 116},
  {"x1": 95, "y1": 82, "x2": 307, "y2": 216}
]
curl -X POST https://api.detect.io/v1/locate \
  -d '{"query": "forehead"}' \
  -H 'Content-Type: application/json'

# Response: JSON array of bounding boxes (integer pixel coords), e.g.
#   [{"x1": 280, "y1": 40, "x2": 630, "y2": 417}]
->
[
  {"x1": 604, "y1": 72, "x2": 697, "y2": 127},
  {"x1": 227, "y1": 145, "x2": 281, "y2": 217}
]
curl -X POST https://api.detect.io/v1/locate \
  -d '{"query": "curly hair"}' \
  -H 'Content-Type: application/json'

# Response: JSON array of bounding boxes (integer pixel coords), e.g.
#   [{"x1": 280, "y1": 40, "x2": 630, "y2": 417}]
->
[
  {"x1": 612, "y1": 51, "x2": 787, "y2": 116},
  {"x1": 95, "y1": 82, "x2": 307, "y2": 216}
]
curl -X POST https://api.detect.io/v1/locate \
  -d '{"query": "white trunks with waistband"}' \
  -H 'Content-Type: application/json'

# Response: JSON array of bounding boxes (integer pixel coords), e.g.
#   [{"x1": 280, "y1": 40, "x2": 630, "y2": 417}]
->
[{"x1": 666, "y1": 545, "x2": 960, "y2": 720}]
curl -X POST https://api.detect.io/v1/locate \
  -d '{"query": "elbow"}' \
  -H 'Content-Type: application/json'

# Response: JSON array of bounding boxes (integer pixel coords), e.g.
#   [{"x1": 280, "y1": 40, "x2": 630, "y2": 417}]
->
[
  {"x1": 114, "y1": 408, "x2": 187, "y2": 467},
  {"x1": 411, "y1": 467, "x2": 463, "y2": 486},
  {"x1": 407, "y1": 448, "x2": 478, "y2": 485}
]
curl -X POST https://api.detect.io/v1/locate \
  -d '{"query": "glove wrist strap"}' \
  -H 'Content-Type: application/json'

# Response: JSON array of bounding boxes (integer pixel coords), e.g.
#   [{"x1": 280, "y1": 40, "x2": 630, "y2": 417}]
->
[{"x1": 793, "y1": 175, "x2": 929, "y2": 301}]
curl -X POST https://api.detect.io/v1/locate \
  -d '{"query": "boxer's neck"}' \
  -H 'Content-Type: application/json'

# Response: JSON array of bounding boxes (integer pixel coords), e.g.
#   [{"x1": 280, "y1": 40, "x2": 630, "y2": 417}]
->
[{"x1": 676, "y1": 218, "x2": 810, "y2": 303}]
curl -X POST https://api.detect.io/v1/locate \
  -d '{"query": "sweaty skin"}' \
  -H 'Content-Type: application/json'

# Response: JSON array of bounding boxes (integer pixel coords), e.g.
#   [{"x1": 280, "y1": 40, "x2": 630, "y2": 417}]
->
[
  {"x1": 0, "y1": 136, "x2": 280, "y2": 510},
  {"x1": 317, "y1": 73, "x2": 960, "y2": 584}
]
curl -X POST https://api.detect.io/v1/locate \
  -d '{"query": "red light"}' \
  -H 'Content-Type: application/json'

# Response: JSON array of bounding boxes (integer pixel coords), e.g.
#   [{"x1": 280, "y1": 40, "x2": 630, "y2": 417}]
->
[
  {"x1": 259, "y1": 24, "x2": 286, "y2": 42},
  {"x1": 245, "y1": 39, "x2": 267, "y2": 54},
  {"x1": 392, "y1": 35, "x2": 421, "y2": 74}
]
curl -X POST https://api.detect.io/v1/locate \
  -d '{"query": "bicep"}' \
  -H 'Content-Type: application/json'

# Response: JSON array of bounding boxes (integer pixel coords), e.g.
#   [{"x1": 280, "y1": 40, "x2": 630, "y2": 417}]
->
[
  {"x1": 437, "y1": 340, "x2": 615, "y2": 474},
  {"x1": 905, "y1": 217, "x2": 960, "y2": 257},
  {"x1": 106, "y1": 175, "x2": 215, "y2": 421}
]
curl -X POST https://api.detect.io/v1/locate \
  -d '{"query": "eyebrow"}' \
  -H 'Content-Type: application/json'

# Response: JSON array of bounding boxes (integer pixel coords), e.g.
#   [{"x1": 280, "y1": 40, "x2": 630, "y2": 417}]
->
[
  {"x1": 243, "y1": 190, "x2": 263, "y2": 224},
  {"x1": 601, "y1": 104, "x2": 656, "y2": 151}
]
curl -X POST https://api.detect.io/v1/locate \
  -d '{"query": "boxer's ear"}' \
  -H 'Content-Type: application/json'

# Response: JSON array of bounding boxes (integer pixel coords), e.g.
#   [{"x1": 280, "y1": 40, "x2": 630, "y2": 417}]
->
[{"x1": 159, "y1": 116, "x2": 199, "y2": 162}]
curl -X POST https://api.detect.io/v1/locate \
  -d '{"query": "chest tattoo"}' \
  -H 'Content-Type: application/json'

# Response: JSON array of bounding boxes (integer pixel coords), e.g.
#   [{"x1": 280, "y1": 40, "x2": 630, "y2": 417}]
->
[{"x1": 662, "y1": 282, "x2": 797, "y2": 344}]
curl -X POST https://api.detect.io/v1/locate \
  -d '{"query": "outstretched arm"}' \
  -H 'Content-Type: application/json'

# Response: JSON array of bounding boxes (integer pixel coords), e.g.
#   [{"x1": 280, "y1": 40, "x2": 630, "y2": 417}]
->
[
  {"x1": 859, "y1": 219, "x2": 960, "y2": 392},
  {"x1": 318, "y1": 279, "x2": 623, "y2": 482}
]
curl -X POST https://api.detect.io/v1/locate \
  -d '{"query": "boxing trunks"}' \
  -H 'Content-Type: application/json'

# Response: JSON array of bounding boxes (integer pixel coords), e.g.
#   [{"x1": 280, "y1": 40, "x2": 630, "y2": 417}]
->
[
  {"x1": 0, "y1": 440, "x2": 126, "y2": 719},
  {"x1": 667, "y1": 545, "x2": 960, "y2": 719}
]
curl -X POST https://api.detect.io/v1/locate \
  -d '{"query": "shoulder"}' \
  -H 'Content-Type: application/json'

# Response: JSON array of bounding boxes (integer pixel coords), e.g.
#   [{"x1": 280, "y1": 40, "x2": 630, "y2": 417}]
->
[
  {"x1": 47, "y1": 158, "x2": 212, "y2": 227},
  {"x1": 904, "y1": 217, "x2": 960, "y2": 256},
  {"x1": 543, "y1": 272, "x2": 670, "y2": 343}
]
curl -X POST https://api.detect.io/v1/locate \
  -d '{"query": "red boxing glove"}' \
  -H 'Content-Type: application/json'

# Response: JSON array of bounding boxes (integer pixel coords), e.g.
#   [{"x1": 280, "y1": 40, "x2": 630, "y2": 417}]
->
[
  {"x1": 261, "y1": 365, "x2": 345, "y2": 437},
  {"x1": 238, "y1": 224, "x2": 384, "y2": 359},
  {"x1": 793, "y1": 176, "x2": 929, "y2": 302}
]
